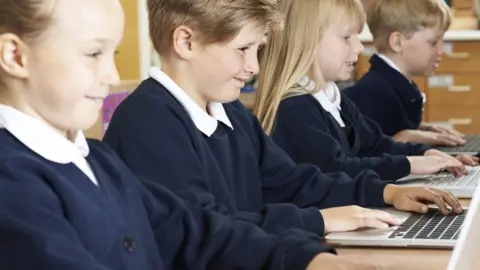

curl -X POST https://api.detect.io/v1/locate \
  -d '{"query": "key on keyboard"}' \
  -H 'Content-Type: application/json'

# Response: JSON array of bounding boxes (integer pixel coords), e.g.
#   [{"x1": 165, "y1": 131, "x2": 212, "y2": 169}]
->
[{"x1": 388, "y1": 209, "x2": 466, "y2": 240}]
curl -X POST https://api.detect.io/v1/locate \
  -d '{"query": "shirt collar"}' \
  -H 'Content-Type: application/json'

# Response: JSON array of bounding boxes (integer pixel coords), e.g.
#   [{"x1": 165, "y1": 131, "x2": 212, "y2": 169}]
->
[
  {"x1": 312, "y1": 81, "x2": 342, "y2": 112},
  {"x1": 148, "y1": 67, "x2": 233, "y2": 137},
  {"x1": 0, "y1": 105, "x2": 89, "y2": 164},
  {"x1": 377, "y1": 54, "x2": 403, "y2": 74}
]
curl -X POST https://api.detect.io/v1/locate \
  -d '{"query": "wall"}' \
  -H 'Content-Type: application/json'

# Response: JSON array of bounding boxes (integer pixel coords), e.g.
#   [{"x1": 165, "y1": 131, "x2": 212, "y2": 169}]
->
[{"x1": 116, "y1": 0, "x2": 141, "y2": 80}]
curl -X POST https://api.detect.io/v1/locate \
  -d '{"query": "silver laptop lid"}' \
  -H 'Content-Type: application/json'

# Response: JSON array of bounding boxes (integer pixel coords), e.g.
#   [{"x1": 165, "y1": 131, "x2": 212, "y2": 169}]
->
[{"x1": 447, "y1": 180, "x2": 480, "y2": 270}]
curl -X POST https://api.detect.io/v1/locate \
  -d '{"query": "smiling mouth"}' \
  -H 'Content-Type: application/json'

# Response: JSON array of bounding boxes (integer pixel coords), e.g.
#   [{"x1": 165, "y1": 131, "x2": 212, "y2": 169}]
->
[{"x1": 234, "y1": 78, "x2": 246, "y2": 87}]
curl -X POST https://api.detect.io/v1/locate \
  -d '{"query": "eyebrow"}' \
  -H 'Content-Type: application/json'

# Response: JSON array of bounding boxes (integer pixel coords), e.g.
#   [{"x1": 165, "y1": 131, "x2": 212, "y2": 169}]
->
[{"x1": 91, "y1": 38, "x2": 108, "y2": 43}]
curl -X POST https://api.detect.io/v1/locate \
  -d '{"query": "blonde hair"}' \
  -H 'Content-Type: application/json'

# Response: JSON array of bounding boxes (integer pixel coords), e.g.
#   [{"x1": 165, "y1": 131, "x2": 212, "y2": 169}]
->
[
  {"x1": 254, "y1": 0, "x2": 365, "y2": 134},
  {"x1": 367, "y1": 0, "x2": 452, "y2": 52},
  {"x1": 148, "y1": 0, "x2": 283, "y2": 57}
]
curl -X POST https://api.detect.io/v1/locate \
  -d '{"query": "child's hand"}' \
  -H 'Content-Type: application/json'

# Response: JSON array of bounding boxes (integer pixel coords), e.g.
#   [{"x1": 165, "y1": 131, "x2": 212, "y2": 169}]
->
[
  {"x1": 423, "y1": 149, "x2": 473, "y2": 176},
  {"x1": 307, "y1": 253, "x2": 384, "y2": 270},
  {"x1": 407, "y1": 155, "x2": 462, "y2": 175},
  {"x1": 383, "y1": 185, "x2": 462, "y2": 215},
  {"x1": 319, "y1": 206, "x2": 402, "y2": 234},
  {"x1": 393, "y1": 130, "x2": 465, "y2": 146},
  {"x1": 455, "y1": 154, "x2": 480, "y2": 167},
  {"x1": 421, "y1": 123, "x2": 466, "y2": 138}
]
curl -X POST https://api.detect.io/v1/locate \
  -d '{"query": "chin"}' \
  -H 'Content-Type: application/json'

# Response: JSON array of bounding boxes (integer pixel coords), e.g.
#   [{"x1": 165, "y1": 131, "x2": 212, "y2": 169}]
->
[
  {"x1": 78, "y1": 112, "x2": 101, "y2": 131},
  {"x1": 337, "y1": 73, "x2": 352, "y2": 82},
  {"x1": 216, "y1": 87, "x2": 241, "y2": 103}
]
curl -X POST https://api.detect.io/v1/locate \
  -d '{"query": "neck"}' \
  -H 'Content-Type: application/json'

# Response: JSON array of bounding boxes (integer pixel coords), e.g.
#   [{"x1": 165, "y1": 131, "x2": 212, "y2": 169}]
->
[
  {"x1": 379, "y1": 52, "x2": 413, "y2": 80},
  {"x1": 160, "y1": 60, "x2": 209, "y2": 113},
  {"x1": 0, "y1": 87, "x2": 69, "y2": 140}
]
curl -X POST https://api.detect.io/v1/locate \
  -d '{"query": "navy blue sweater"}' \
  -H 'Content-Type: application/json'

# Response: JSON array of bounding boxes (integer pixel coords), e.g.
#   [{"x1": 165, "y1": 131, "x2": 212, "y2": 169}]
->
[
  {"x1": 0, "y1": 129, "x2": 333, "y2": 270},
  {"x1": 103, "y1": 78, "x2": 391, "y2": 238},
  {"x1": 344, "y1": 54, "x2": 425, "y2": 136},
  {"x1": 272, "y1": 92, "x2": 430, "y2": 181}
]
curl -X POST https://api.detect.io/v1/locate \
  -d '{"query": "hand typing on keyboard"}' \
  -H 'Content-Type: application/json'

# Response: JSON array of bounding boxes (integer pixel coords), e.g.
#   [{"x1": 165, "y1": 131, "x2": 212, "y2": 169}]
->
[
  {"x1": 424, "y1": 149, "x2": 479, "y2": 176},
  {"x1": 383, "y1": 185, "x2": 463, "y2": 216}
]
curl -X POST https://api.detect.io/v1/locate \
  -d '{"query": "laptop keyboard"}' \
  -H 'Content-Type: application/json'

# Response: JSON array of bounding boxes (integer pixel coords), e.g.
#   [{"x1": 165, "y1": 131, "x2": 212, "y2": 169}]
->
[
  {"x1": 437, "y1": 135, "x2": 480, "y2": 152},
  {"x1": 388, "y1": 209, "x2": 466, "y2": 240},
  {"x1": 428, "y1": 168, "x2": 480, "y2": 188}
]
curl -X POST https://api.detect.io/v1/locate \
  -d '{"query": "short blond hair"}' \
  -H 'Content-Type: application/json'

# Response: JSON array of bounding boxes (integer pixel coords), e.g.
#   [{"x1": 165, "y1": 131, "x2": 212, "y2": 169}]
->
[
  {"x1": 147, "y1": 0, "x2": 282, "y2": 56},
  {"x1": 367, "y1": 0, "x2": 452, "y2": 52}
]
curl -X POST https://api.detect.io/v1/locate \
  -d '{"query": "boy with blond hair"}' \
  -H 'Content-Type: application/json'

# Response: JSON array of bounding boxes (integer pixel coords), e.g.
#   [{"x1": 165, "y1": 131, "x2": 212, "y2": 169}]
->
[
  {"x1": 104, "y1": 0, "x2": 462, "y2": 267},
  {"x1": 345, "y1": 0, "x2": 466, "y2": 147}
]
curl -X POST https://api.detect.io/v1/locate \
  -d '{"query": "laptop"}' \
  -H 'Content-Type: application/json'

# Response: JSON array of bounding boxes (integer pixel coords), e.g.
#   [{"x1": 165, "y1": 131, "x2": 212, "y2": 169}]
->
[
  {"x1": 447, "y1": 183, "x2": 480, "y2": 270},
  {"x1": 435, "y1": 134, "x2": 480, "y2": 156},
  {"x1": 395, "y1": 166, "x2": 480, "y2": 198},
  {"x1": 325, "y1": 171, "x2": 480, "y2": 249}
]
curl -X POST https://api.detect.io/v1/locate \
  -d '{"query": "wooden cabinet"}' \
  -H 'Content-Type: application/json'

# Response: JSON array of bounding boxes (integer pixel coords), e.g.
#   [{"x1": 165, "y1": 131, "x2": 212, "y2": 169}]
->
[
  {"x1": 428, "y1": 106, "x2": 479, "y2": 134},
  {"x1": 356, "y1": 40, "x2": 480, "y2": 134}
]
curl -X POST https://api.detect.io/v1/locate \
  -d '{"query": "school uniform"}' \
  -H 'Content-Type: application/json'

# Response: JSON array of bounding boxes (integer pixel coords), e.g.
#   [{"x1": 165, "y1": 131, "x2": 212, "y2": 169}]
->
[
  {"x1": 344, "y1": 54, "x2": 425, "y2": 136},
  {"x1": 0, "y1": 105, "x2": 334, "y2": 270},
  {"x1": 272, "y1": 81, "x2": 430, "y2": 181},
  {"x1": 103, "y1": 67, "x2": 392, "y2": 238}
]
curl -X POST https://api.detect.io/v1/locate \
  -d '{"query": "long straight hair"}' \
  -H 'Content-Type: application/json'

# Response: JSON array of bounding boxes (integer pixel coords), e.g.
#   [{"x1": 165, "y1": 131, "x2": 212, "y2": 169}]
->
[{"x1": 254, "y1": 0, "x2": 365, "y2": 135}]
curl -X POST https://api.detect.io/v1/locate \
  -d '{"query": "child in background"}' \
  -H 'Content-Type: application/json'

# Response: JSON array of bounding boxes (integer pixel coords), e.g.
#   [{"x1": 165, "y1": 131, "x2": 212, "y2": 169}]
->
[
  {"x1": 0, "y1": 0, "x2": 365, "y2": 269},
  {"x1": 344, "y1": 0, "x2": 466, "y2": 147},
  {"x1": 254, "y1": 0, "x2": 477, "y2": 182},
  {"x1": 104, "y1": 0, "x2": 462, "y2": 244}
]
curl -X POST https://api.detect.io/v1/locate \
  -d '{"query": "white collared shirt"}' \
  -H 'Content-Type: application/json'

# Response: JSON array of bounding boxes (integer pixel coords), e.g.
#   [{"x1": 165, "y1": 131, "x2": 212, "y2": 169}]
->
[
  {"x1": 0, "y1": 105, "x2": 98, "y2": 186},
  {"x1": 312, "y1": 82, "x2": 345, "y2": 127},
  {"x1": 148, "y1": 67, "x2": 233, "y2": 137}
]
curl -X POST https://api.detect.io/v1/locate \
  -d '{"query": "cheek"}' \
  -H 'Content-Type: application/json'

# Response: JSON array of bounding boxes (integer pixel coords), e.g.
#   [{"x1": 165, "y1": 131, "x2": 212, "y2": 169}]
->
[
  {"x1": 228, "y1": 53, "x2": 245, "y2": 75},
  {"x1": 213, "y1": 54, "x2": 245, "y2": 81}
]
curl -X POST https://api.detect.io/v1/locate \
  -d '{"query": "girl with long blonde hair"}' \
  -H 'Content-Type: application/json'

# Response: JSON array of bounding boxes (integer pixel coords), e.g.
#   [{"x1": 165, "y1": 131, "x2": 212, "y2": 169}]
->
[{"x1": 254, "y1": 0, "x2": 476, "y2": 181}]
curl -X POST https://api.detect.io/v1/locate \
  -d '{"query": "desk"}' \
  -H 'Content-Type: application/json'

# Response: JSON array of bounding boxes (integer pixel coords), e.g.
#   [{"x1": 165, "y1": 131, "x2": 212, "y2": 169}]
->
[{"x1": 333, "y1": 200, "x2": 480, "y2": 270}]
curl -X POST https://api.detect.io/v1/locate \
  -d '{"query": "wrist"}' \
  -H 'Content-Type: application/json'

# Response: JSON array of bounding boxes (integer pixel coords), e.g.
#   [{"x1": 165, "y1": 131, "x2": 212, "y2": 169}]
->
[
  {"x1": 383, "y1": 184, "x2": 397, "y2": 205},
  {"x1": 419, "y1": 123, "x2": 431, "y2": 131},
  {"x1": 424, "y1": 149, "x2": 438, "y2": 156}
]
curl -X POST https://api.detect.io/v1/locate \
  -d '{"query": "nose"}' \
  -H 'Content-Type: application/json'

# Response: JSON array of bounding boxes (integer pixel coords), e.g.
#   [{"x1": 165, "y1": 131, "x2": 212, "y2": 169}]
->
[
  {"x1": 354, "y1": 35, "x2": 364, "y2": 54},
  {"x1": 101, "y1": 57, "x2": 121, "y2": 87},
  {"x1": 437, "y1": 40, "x2": 445, "y2": 56},
  {"x1": 245, "y1": 49, "x2": 260, "y2": 76}
]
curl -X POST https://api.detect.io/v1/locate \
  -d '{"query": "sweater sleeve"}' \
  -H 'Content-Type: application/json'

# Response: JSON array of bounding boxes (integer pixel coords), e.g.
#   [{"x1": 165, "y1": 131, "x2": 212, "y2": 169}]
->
[
  {"x1": 103, "y1": 97, "x2": 325, "y2": 236},
  {"x1": 137, "y1": 176, "x2": 334, "y2": 270},
  {"x1": 342, "y1": 95, "x2": 431, "y2": 157},
  {"x1": 272, "y1": 97, "x2": 410, "y2": 180},
  {"x1": 237, "y1": 102, "x2": 393, "y2": 208}
]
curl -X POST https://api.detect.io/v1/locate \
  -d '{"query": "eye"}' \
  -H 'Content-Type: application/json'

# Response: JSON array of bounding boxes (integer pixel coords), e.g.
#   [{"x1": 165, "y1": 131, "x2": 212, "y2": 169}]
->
[
  {"x1": 344, "y1": 36, "x2": 351, "y2": 40},
  {"x1": 238, "y1": 46, "x2": 249, "y2": 53},
  {"x1": 86, "y1": 51, "x2": 103, "y2": 58}
]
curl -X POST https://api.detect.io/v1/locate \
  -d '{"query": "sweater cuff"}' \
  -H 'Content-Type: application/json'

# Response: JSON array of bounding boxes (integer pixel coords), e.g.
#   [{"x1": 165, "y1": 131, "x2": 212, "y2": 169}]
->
[
  {"x1": 366, "y1": 180, "x2": 393, "y2": 207},
  {"x1": 391, "y1": 155, "x2": 411, "y2": 180},
  {"x1": 300, "y1": 207, "x2": 325, "y2": 237},
  {"x1": 414, "y1": 143, "x2": 431, "y2": 155}
]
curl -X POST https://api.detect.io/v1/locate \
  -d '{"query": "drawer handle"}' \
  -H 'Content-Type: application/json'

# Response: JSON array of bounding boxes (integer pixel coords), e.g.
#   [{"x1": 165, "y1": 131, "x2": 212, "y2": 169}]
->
[
  {"x1": 449, "y1": 118, "x2": 473, "y2": 125},
  {"x1": 447, "y1": 85, "x2": 471, "y2": 92},
  {"x1": 446, "y1": 52, "x2": 471, "y2": 59}
]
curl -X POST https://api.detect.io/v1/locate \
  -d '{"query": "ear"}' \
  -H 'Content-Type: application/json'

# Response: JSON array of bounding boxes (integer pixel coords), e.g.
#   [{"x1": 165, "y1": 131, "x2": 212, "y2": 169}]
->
[
  {"x1": 0, "y1": 33, "x2": 28, "y2": 79},
  {"x1": 172, "y1": 25, "x2": 197, "y2": 60},
  {"x1": 388, "y1": 31, "x2": 405, "y2": 53}
]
